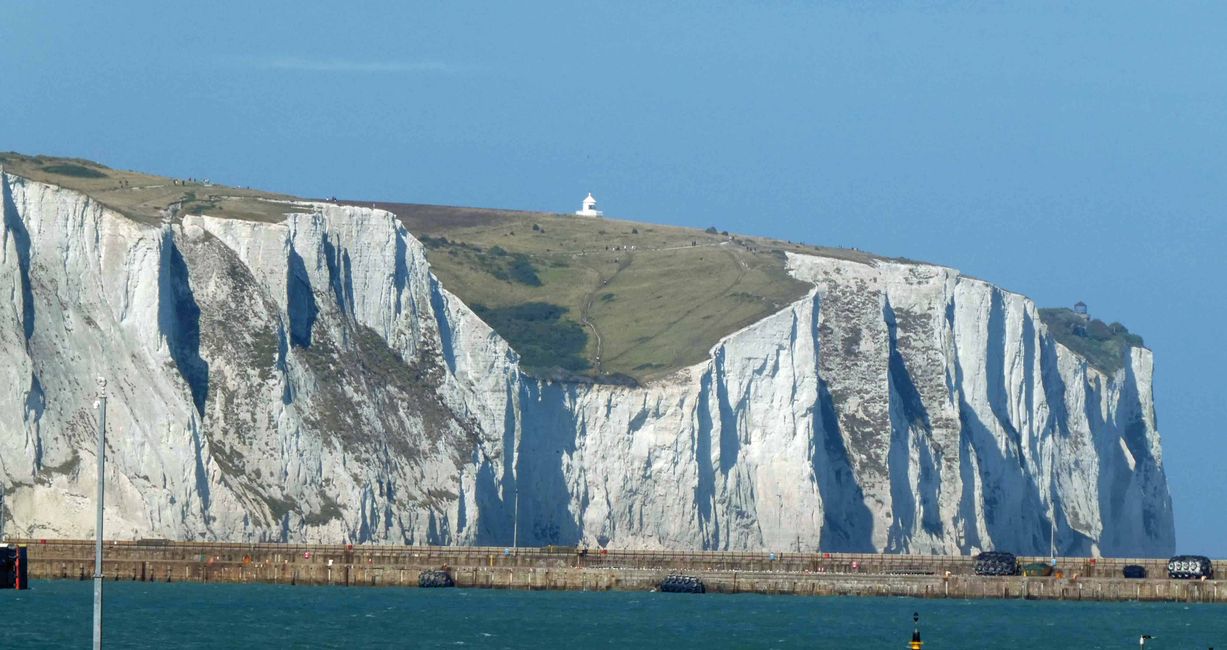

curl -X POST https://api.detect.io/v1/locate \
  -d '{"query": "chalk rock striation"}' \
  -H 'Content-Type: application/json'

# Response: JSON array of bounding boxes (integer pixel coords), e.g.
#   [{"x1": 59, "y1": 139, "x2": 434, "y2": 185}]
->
[{"x1": 0, "y1": 172, "x2": 1174, "y2": 556}]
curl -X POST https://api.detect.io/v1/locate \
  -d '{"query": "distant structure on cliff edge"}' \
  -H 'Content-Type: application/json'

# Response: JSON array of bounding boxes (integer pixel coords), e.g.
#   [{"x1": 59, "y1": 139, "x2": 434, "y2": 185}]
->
[{"x1": 575, "y1": 192, "x2": 603, "y2": 217}]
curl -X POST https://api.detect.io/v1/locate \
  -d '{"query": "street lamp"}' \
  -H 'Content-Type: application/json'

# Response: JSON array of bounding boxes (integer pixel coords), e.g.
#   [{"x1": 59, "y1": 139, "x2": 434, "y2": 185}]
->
[{"x1": 93, "y1": 377, "x2": 107, "y2": 650}]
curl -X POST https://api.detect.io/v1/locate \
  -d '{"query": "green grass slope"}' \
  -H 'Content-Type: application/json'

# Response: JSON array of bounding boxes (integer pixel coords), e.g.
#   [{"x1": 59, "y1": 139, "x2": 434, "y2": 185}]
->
[{"x1": 371, "y1": 201, "x2": 823, "y2": 382}]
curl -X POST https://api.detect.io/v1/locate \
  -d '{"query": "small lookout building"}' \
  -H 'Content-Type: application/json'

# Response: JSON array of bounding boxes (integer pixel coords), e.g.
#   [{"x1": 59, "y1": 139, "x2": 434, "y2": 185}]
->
[{"x1": 576, "y1": 193, "x2": 603, "y2": 217}]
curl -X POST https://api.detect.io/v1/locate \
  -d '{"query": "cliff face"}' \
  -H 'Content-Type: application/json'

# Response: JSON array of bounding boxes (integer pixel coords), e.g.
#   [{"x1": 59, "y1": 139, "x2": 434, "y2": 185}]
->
[{"x1": 0, "y1": 172, "x2": 1175, "y2": 556}]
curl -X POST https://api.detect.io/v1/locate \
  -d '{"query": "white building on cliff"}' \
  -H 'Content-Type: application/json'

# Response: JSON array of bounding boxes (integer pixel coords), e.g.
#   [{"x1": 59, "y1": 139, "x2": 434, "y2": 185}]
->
[{"x1": 575, "y1": 193, "x2": 603, "y2": 217}]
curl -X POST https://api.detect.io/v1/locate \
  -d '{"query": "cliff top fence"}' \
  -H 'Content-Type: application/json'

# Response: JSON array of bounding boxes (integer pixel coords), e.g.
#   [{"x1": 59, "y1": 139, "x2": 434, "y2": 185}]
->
[{"x1": 8, "y1": 539, "x2": 1216, "y2": 580}]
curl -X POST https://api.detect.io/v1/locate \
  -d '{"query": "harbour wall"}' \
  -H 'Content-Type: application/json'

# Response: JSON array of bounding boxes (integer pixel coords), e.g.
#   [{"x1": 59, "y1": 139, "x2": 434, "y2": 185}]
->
[{"x1": 11, "y1": 539, "x2": 1226, "y2": 603}]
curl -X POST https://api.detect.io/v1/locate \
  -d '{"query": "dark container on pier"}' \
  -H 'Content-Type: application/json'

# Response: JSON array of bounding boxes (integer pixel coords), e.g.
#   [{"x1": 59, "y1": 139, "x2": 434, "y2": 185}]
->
[
  {"x1": 974, "y1": 551, "x2": 1019, "y2": 576},
  {"x1": 1167, "y1": 555, "x2": 1213, "y2": 580},
  {"x1": 418, "y1": 570, "x2": 455, "y2": 588},
  {"x1": 659, "y1": 574, "x2": 706, "y2": 594}
]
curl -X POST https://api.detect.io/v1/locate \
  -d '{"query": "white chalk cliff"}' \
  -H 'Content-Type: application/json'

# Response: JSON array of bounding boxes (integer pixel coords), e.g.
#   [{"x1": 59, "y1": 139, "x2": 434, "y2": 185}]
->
[{"x1": 0, "y1": 171, "x2": 1175, "y2": 556}]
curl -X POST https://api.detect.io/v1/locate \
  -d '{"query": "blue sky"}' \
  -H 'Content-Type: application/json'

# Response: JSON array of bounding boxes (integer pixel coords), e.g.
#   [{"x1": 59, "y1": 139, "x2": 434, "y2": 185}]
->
[{"x1": 3, "y1": 1, "x2": 1224, "y2": 555}]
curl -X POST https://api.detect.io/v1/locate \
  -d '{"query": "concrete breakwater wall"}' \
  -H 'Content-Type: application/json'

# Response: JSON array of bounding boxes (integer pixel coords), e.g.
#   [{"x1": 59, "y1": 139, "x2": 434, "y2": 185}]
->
[{"x1": 11, "y1": 539, "x2": 1227, "y2": 603}]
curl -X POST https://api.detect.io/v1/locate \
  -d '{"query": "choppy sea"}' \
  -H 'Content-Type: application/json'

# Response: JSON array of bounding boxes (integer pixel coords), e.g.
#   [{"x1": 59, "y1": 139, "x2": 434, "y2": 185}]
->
[{"x1": 3, "y1": 581, "x2": 1224, "y2": 648}]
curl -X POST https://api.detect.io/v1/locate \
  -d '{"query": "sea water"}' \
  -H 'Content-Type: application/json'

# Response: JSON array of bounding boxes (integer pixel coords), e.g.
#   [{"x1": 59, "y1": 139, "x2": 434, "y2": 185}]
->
[{"x1": 2, "y1": 581, "x2": 1224, "y2": 648}]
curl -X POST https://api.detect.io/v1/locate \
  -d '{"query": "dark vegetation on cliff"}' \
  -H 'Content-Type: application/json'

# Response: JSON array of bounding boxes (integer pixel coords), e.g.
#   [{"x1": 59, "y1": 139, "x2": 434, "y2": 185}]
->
[
  {"x1": 1039, "y1": 308, "x2": 1145, "y2": 375},
  {"x1": 472, "y1": 302, "x2": 589, "y2": 372}
]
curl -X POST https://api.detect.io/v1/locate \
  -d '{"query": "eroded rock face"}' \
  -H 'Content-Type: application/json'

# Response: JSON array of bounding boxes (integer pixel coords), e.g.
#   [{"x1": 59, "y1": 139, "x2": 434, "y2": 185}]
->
[{"x1": 0, "y1": 172, "x2": 1174, "y2": 556}]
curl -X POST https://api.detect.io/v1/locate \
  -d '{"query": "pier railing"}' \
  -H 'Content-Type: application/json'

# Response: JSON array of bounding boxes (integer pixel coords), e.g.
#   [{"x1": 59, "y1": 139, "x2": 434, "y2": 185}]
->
[
  {"x1": 10, "y1": 538, "x2": 1226, "y2": 602},
  {"x1": 7, "y1": 538, "x2": 1218, "y2": 580}
]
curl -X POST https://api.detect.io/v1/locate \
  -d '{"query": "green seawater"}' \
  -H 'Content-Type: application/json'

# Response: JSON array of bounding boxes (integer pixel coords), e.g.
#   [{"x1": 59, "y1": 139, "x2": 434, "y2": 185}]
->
[{"x1": 2, "y1": 581, "x2": 1224, "y2": 648}]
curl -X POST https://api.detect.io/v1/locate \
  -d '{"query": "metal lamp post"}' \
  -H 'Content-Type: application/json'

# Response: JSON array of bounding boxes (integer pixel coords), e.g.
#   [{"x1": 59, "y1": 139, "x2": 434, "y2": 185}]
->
[
  {"x1": 1048, "y1": 435, "x2": 1057, "y2": 564},
  {"x1": 512, "y1": 435, "x2": 521, "y2": 550},
  {"x1": 93, "y1": 377, "x2": 107, "y2": 650}
]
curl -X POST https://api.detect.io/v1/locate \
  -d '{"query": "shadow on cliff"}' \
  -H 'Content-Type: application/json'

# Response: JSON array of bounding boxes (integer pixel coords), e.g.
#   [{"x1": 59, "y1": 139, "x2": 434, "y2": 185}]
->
[
  {"x1": 953, "y1": 290, "x2": 1047, "y2": 554},
  {"x1": 1117, "y1": 354, "x2": 1173, "y2": 551},
  {"x1": 957, "y1": 403, "x2": 1049, "y2": 553},
  {"x1": 159, "y1": 231, "x2": 209, "y2": 417},
  {"x1": 4, "y1": 174, "x2": 47, "y2": 459},
  {"x1": 811, "y1": 295, "x2": 875, "y2": 552},
  {"x1": 688, "y1": 347, "x2": 744, "y2": 549},
  {"x1": 812, "y1": 379, "x2": 876, "y2": 552},
  {"x1": 471, "y1": 383, "x2": 522, "y2": 546},
  {"x1": 883, "y1": 299, "x2": 943, "y2": 551},
  {"x1": 694, "y1": 365, "x2": 719, "y2": 547},
  {"x1": 1085, "y1": 344, "x2": 1174, "y2": 556},
  {"x1": 428, "y1": 275, "x2": 457, "y2": 374},
  {"x1": 322, "y1": 234, "x2": 355, "y2": 316},
  {"x1": 1036, "y1": 336, "x2": 1094, "y2": 556},
  {"x1": 1, "y1": 178, "x2": 35, "y2": 341},
  {"x1": 287, "y1": 247, "x2": 318, "y2": 348},
  {"x1": 514, "y1": 380, "x2": 581, "y2": 546}
]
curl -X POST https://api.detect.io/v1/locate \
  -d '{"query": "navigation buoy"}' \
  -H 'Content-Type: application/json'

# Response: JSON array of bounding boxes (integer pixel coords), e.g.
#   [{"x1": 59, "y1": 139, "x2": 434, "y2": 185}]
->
[{"x1": 910, "y1": 612, "x2": 923, "y2": 650}]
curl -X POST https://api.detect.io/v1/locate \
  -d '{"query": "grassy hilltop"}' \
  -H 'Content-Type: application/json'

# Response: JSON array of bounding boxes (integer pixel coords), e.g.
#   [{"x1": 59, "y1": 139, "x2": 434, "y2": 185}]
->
[
  {"x1": 368, "y1": 202, "x2": 832, "y2": 382},
  {"x1": 1, "y1": 153, "x2": 1145, "y2": 384},
  {"x1": 0, "y1": 152, "x2": 303, "y2": 225}
]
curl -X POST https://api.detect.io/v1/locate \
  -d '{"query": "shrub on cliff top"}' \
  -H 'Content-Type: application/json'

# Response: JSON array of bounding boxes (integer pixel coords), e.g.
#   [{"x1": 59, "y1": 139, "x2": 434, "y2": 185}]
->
[
  {"x1": 472, "y1": 302, "x2": 588, "y2": 371},
  {"x1": 1039, "y1": 307, "x2": 1144, "y2": 375},
  {"x1": 42, "y1": 163, "x2": 107, "y2": 178}
]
